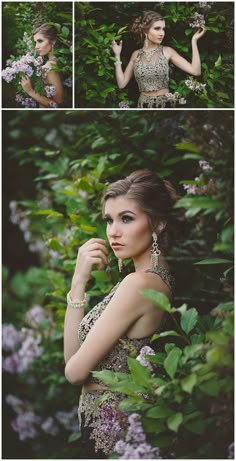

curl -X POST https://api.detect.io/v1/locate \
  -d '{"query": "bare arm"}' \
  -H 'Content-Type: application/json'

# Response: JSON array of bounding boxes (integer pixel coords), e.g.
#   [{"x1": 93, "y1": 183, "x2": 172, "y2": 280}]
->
[
  {"x1": 64, "y1": 238, "x2": 109, "y2": 363},
  {"x1": 111, "y1": 40, "x2": 138, "y2": 89},
  {"x1": 21, "y1": 63, "x2": 64, "y2": 107},
  {"x1": 165, "y1": 27, "x2": 206, "y2": 77},
  {"x1": 64, "y1": 272, "x2": 167, "y2": 385}
]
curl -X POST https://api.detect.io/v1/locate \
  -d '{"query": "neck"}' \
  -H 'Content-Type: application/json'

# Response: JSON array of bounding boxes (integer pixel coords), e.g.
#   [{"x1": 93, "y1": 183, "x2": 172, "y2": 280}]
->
[{"x1": 133, "y1": 253, "x2": 166, "y2": 272}]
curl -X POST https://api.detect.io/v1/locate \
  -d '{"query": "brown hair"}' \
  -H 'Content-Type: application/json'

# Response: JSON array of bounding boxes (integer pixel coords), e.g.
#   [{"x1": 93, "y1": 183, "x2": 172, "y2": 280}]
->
[
  {"x1": 102, "y1": 170, "x2": 181, "y2": 252},
  {"x1": 131, "y1": 10, "x2": 164, "y2": 44},
  {"x1": 32, "y1": 23, "x2": 58, "y2": 44}
]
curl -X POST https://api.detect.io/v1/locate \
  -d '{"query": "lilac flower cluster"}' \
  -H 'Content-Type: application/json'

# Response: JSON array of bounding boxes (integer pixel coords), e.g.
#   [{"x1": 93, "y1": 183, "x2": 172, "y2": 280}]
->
[
  {"x1": 6, "y1": 394, "x2": 60, "y2": 440},
  {"x1": 9, "y1": 201, "x2": 45, "y2": 253},
  {"x1": 165, "y1": 91, "x2": 186, "y2": 105},
  {"x1": 2, "y1": 53, "x2": 43, "y2": 83},
  {"x1": 99, "y1": 401, "x2": 123, "y2": 437},
  {"x1": 119, "y1": 101, "x2": 130, "y2": 109},
  {"x1": 2, "y1": 325, "x2": 43, "y2": 374},
  {"x1": 136, "y1": 346, "x2": 155, "y2": 371},
  {"x1": 44, "y1": 85, "x2": 56, "y2": 97},
  {"x1": 114, "y1": 414, "x2": 162, "y2": 459},
  {"x1": 15, "y1": 93, "x2": 37, "y2": 108},
  {"x1": 189, "y1": 12, "x2": 206, "y2": 28},
  {"x1": 199, "y1": 2, "x2": 211, "y2": 9},
  {"x1": 183, "y1": 160, "x2": 213, "y2": 195},
  {"x1": 22, "y1": 32, "x2": 34, "y2": 52},
  {"x1": 55, "y1": 407, "x2": 80, "y2": 432},
  {"x1": 185, "y1": 78, "x2": 206, "y2": 92}
]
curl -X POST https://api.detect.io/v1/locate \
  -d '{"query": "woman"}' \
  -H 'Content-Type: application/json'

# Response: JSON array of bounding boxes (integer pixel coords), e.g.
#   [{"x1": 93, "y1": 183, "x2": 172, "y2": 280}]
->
[
  {"x1": 112, "y1": 10, "x2": 206, "y2": 108},
  {"x1": 64, "y1": 170, "x2": 180, "y2": 458},
  {"x1": 21, "y1": 23, "x2": 64, "y2": 108}
]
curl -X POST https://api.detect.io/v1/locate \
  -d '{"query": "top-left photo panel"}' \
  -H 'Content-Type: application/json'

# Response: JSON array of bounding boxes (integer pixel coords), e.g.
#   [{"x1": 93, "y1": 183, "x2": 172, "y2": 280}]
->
[{"x1": 2, "y1": 2, "x2": 73, "y2": 108}]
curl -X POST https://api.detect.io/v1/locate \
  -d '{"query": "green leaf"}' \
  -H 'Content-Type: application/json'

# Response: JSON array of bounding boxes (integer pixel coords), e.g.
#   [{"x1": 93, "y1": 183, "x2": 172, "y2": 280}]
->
[
  {"x1": 194, "y1": 258, "x2": 232, "y2": 265},
  {"x1": 146, "y1": 406, "x2": 174, "y2": 419},
  {"x1": 152, "y1": 330, "x2": 181, "y2": 341},
  {"x1": 32, "y1": 209, "x2": 64, "y2": 218},
  {"x1": 175, "y1": 196, "x2": 222, "y2": 210},
  {"x1": 164, "y1": 347, "x2": 182, "y2": 379},
  {"x1": 167, "y1": 412, "x2": 183, "y2": 432},
  {"x1": 181, "y1": 373, "x2": 197, "y2": 394},
  {"x1": 47, "y1": 238, "x2": 63, "y2": 251},
  {"x1": 141, "y1": 290, "x2": 175, "y2": 313},
  {"x1": 128, "y1": 357, "x2": 151, "y2": 387},
  {"x1": 175, "y1": 142, "x2": 199, "y2": 153},
  {"x1": 80, "y1": 224, "x2": 97, "y2": 233},
  {"x1": 68, "y1": 432, "x2": 81, "y2": 443},
  {"x1": 199, "y1": 379, "x2": 220, "y2": 396},
  {"x1": 91, "y1": 270, "x2": 111, "y2": 282},
  {"x1": 180, "y1": 308, "x2": 198, "y2": 335},
  {"x1": 61, "y1": 26, "x2": 70, "y2": 37},
  {"x1": 214, "y1": 55, "x2": 222, "y2": 67}
]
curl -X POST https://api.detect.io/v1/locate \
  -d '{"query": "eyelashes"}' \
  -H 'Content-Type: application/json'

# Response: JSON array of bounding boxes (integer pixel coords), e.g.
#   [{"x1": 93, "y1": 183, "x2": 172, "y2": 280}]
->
[{"x1": 104, "y1": 215, "x2": 134, "y2": 224}]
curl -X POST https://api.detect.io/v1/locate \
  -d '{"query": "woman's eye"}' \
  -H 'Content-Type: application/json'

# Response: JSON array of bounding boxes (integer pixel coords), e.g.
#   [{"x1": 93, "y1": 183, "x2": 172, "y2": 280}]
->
[
  {"x1": 122, "y1": 215, "x2": 133, "y2": 223},
  {"x1": 104, "y1": 217, "x2": 113, "y2": 225}
]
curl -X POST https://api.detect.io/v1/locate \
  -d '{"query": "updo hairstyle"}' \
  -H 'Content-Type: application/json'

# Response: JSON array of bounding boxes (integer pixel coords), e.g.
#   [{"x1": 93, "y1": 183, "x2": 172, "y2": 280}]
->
[
  {"x1": 131, "y1": 10, "x2": 164, "y2": 44},
  {"x1": 32, "y1": 23, "x2": 58, "y2": 46},
  {"x1": 102, "y1": 170, "x2": 181, "y2": 252}
]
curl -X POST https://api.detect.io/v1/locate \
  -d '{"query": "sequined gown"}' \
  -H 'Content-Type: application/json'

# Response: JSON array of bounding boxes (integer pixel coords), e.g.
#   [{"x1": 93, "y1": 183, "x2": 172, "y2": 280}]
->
[
  {"x1": 77, "y1": 267, "x2": 175, "y2": 458},
  {"x1": 133, "y1": 45, "x2": 171, "y2": 108}
]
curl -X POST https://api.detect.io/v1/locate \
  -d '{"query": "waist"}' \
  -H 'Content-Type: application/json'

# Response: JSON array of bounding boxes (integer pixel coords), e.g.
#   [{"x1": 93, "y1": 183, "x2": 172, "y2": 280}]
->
[
  {"x1": 82, "y1": 382, "x2": 108, "y2": 393},
  {"x1": 141, "y1": 89, "x2": 169, "y2": 96}
]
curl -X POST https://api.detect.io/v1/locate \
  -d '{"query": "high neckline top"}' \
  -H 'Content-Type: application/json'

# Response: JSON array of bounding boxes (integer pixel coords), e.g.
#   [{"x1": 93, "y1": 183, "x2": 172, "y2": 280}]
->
[
  {"x1": 78, "y1": 267, "x2": 175, "y2": 385},
  {"x1": 133, "y1": 45, "x2": 169, "y2": 93}
]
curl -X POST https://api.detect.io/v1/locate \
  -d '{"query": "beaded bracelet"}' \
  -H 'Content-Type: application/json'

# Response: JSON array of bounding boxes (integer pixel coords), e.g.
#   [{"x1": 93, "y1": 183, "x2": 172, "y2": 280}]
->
[
  {"x1": 114, "y1": 60, "x2": 122, "y2": 66},
  {"x1": 67, "y1": 291, "x2": 87, "y2": 309}
]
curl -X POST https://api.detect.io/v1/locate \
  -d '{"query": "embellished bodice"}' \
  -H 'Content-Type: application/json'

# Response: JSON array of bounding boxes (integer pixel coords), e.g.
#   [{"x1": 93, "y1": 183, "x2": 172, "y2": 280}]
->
[
  {"x1": 133, "y1": 45, "x2": 169, "y2": 93},
  {"x1": 78, "y1": 267, "x2": 175, "y2": 385}
]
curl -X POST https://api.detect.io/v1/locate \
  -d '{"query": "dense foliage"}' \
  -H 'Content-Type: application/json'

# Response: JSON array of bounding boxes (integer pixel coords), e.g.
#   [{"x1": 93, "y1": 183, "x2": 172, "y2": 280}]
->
[
  {"x1": 75, "y1": 1, "x2": 234, "y2": 108},
  {"x1": 2, "y1": 2, "x2": 72, "y2": 108},
  {"x1": 3, "y1": 110, "x2": 233, "y2": 459}
]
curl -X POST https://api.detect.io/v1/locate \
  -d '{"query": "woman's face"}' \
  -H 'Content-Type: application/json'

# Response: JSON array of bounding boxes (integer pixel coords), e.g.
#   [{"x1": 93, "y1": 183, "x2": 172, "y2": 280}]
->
[
  {"x1": 34, "y1": 33, "x2": 52, "y2": 56},
  {"x1": 147, "y1": 20, "x2": 166, "y2": 45},
  {"x1": 104, "y1": 195, "x2": 153, "y2": 267}
]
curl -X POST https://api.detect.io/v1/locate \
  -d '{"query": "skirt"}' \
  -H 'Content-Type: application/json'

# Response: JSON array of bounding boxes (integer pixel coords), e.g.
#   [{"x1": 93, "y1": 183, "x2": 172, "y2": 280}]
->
[
  {"x1": 137, "y1": 93, "x2": 175, "y2": 108},
  {"x1": 78, "y1": 390, "x2": 126, "y2": 458}
]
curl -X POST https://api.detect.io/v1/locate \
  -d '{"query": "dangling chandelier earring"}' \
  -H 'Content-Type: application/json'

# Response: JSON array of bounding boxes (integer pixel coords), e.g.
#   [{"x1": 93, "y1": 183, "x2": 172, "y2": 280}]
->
[
  {"x1": 144, "y1": 34, "x2": 149, "y2": 49},
  {"x1": 118, "y1": 258, "x2": 123, "y2": 273},
  {"x1": 151, "y1": 232, "x2": 161, "y2": 270}
]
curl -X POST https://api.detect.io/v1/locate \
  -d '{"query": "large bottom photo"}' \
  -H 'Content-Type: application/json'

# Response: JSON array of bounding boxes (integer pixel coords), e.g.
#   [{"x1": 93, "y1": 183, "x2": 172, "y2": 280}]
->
[{"x1": 2, "y1": 109, "x2": 234, "y2": 460}]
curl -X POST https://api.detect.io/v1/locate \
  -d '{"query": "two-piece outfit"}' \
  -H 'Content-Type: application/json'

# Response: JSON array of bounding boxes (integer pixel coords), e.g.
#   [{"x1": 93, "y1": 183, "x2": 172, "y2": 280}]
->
[
  {"x1": 133, "y1": 45, "x2": 171, "y2": 108},
  {"x1": 77, "y1": 267, "x2": 175, "y2": 458}
]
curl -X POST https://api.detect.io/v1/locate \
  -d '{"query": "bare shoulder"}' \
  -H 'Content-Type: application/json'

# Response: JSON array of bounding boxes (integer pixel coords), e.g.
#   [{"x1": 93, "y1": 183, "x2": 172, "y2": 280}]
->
[
  {"x1": 130, "y1": 49, "x2": 140, "y2": 61},
  {"x1": 163, "y1": 46, "x2": 175, "y2": 59}
]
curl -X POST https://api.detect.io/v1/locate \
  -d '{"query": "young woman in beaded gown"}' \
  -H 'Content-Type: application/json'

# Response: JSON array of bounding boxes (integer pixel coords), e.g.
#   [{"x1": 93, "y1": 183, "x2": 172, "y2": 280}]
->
[
  {"x1": 64, "y1": 170, "x2": 179, "y2": 458},
  {"x1": 111, "y1": 10, "x2": 206, "y2": 108},
  {"x1": 20, "y1": 24, "x2": 64, "y2": 108}
]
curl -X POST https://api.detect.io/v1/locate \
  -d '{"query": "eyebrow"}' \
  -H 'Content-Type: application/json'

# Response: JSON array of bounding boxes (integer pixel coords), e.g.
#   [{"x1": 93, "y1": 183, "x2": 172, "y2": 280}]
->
[{"x1": 104, "y1": 210, "x2": 137, "y2": 218}]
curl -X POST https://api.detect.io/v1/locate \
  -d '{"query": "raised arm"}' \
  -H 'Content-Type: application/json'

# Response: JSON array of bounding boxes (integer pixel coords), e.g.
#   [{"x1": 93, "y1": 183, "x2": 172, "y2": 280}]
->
[
  {"x1": 164, "y1": 27, "x2": 206, "y2": 76},
  {"x1": 111, "y1": 40, "x2": 138, "y2": 89},
  {"x1": 64, "y1": 238, "x2": 109, "y2": 363},
  {"x1": 21, "y1": 62, "x2": 64, "y2": 107},
  {"x1": 64, "y1": 272, "x2": 167, "y2": 385}
]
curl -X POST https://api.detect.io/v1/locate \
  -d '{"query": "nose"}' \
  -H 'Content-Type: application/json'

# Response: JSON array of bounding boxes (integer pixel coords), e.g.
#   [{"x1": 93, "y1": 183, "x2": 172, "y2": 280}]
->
[{"x1": 107, "y1": 222, "x2": 122, "y2": 238}]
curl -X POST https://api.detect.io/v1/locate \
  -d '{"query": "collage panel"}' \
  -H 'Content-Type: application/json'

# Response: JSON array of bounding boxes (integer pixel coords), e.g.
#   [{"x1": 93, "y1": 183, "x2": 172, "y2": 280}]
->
[
  {"x1": 2, "y1": 109, "x2": 234, "y2": 459},
  {"x1": 2, "y1": 1, "x2": 73, "y2": 108},
  {"x1": 75, "y1": 1, "x2": 234, "y2": 109}
]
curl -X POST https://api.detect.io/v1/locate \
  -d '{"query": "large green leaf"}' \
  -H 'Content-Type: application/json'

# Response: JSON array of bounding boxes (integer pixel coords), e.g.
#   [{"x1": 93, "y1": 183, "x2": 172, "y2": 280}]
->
[
  {"x1": 175, "y1": 196, "x2": 222, "y2": 210},
  {"x1": 195, "y1": 258, "x2": 232, "y2": 265},
  {"x1": 180, "y1": 308, "x2": 199, "y2": 335},
  {"x1": 167, "y1": 412, "x2": 183, "y2": 432},
  {"x1": 141, "y1": 289, "x2": 175, "y2": 313},
  {"x1": 127, "y1": 357, "x2": 151, "y2": 387},
  {"x1": 164, "y1": 347, "x2": 182, "y2": 379}
]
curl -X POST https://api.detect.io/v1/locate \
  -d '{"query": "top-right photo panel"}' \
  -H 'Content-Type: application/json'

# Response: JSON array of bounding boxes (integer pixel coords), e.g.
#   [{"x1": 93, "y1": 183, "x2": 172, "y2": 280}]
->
[{"x1": 75, "y1": 1, "x2": 234, "y2": 109}]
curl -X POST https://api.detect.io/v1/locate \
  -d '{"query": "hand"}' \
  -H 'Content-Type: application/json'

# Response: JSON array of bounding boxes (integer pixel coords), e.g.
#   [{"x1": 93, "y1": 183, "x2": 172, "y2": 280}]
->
[
  {"x1": 72, "y1": 238, "x2": 109, "y2": 285},
  {"x1": 192, "y1": 27, "x2": 206, "y2": 42},
  {"x1": 111, "y1": 40, "x2": 123, "y2": 58},
  {"x1": 21, "y1": 75, "x2": 33, "y2": 94}
]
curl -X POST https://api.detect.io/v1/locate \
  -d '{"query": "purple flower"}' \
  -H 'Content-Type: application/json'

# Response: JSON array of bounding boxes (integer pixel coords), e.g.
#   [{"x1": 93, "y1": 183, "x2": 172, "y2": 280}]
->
[
  {"x1": 185, "y1": 78, "x2": 206, "y2": 92},
  {"x1": 119, "y1": 101, "x2": 130, "y2": 109},
  {"x1": 55, "y1": 407, "x2": 79, "y2": 432},
  {"x1": 44, "y1": 85, "x2": 56, "y2": 97},
  {"x1": 11, "y1": 411, "x2": 41, "y2": 441},
  {"x1": 189, "y1": 12, "x2": 206, "y2": 28},
  {"x1": 136, "y1": 346, "x2": 155, "y2": 371},
  {"x1": 2, "y1": 324, "x2": 21, "y2": 352},
  {"x1": 183, "y1": 184, "x2": 197, "y2": 195},
  {"x1": 25, "y1": 305, "x2": 47, "y2": 328},
  {"x1": 17, "y1": 330, "x2": 43, "y2": 372},
  {"x1": 3, "y1": 352, "x2": 21, "y2": 374},
  {"x1": 41, "y1": 417, "x2": 60, "y2": 436},
  {"x1": 199, "y1": 160, "x2": 213, "y2": 171},
  {"x1": 63, "y1": 76, "x2": 72, "y2": 87},
  {"x1": 114, "y1": 413, "x2": 162, "y2": 459}
]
